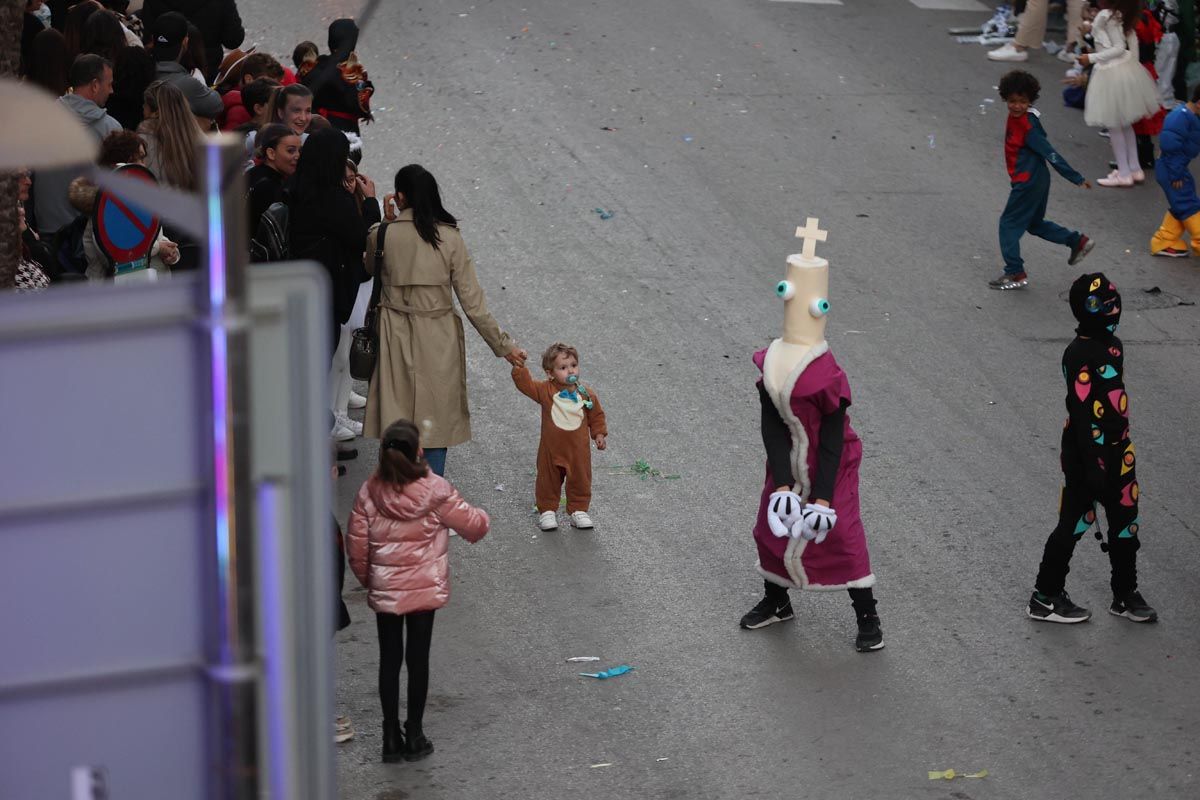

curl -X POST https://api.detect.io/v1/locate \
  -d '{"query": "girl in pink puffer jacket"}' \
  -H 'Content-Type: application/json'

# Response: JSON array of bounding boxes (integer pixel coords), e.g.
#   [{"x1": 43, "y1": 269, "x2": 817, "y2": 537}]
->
[{"x1": 347, "y1": 419, "x2": 489, "y2": 764}]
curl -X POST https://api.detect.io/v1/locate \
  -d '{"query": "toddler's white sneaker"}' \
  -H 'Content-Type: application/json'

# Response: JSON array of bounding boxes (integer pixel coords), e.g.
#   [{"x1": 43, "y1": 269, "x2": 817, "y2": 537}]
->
[
  {"x1": 570, "y1": 511, "x2": 594, "y2": 529},
  {"x1": 538, "y1": 511, "x2": 559, "y2": 530},
  {"x1": 348, "y1": 391, "x2": 367, "y2": 409}
]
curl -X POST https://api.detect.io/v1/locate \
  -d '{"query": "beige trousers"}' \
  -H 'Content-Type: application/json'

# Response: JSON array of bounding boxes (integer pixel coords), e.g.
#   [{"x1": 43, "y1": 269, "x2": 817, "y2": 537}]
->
[{"x1": 1015, "y1": 0, "x2": 1083, "y2": 50}]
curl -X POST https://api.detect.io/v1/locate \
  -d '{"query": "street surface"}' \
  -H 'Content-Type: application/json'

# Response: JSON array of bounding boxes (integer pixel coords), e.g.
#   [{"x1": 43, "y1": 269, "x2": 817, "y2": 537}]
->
[{"x1": 240, "y1": 1, "x2": 1200, "y2": 797}]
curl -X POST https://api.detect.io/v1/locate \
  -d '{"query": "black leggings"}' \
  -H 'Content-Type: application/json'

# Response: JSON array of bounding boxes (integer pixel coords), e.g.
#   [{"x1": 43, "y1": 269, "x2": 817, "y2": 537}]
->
[
  {"x1": 376, "y1": 610, "x2": 436, "y2": 728},
  {"x1": 764, "y1": 580, "x2": 878, "y2": 618},
  {"x1": 1035, "y1": 471, "x2": 1140, "y2": 597}
]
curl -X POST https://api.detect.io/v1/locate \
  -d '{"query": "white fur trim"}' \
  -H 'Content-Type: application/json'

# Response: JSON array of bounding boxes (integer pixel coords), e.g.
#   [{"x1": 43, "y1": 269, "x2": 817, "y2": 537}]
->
[
  {"x1": 762, "y1": 338, "x2": 829, "y2": 587},
  {"x1": 806, "y1": 573, "x2": 877, "y2": 591},
  {"x1": 762, "y1": 338, "x2": 829, "y2": 501},
  {"x1": 756, "y1": 561, "x2": 800, "y2": 589},
  {"x1": 756, "y1": 561, "x2": 876, "y2": 592}
]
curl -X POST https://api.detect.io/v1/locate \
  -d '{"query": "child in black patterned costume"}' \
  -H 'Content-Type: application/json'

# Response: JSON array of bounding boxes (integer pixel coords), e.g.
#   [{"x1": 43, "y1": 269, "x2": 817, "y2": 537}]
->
[{"x1": 1027, "y1": 272, "x2": 1157, "y2": 625}]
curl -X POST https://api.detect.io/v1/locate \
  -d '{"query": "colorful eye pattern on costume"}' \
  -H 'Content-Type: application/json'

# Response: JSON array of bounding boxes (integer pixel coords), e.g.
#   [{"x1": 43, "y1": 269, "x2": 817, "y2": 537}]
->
[
  {"x1": 1090, "y1": 424, "x2": 1104, "y2": 445},
  {"x1": 1093, "y1": 400, "x2": 1104, "y2": 419},
  {"x1": 1108, "y1": 389, "x2": 1128, "y2": 416},
  {"x1": 1108, "y1": 346, "x2": 1121, "y2": 358},
  {"x1": 1096, "y1": 364, "x2": 1118, "y2": 379},
  {"x1": 1120, "y1": 443, "x2": 1135, "y2": 475},
  {"x1": 1074, "y1": 368, "x2": 1091, "y2": 401},
  {"x1": 1073, "y1": 508, "x2": 1097, "y2": 537},
  {"x1": 1089, "y1": 277, "x2": 1102, "y2": 292},
  {"x1": 1120, "y1": 480, "x2": 1139, "y2": 507},
  {"x1": 1085, "y1": 295, "x2": 1102, "y2": 313},
  {"x1": 1116, "y1": 519, "x2": 1139, "y2": 539}
]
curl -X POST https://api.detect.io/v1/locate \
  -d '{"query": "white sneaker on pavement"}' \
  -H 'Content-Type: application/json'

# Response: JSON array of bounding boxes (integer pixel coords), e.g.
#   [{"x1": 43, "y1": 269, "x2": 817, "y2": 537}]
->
[
  {"x1": 570, "y1": 511, "x2": 594, "y2": 529},
  {"x1": 336, "y1": 415, "x2": 363, "y2": 436},
  {"x1": 331, "y1": 421, "x2": 355, "y2": 442},
  {"x1": 539, "y1": 511, "x2": 559, "y2": 531},
  {"x1": 988, "y1": 43, "x2": 1028, "y2": 62},
  {"x1": 1056, "y1": 47, "x2": 1077, "y2": 63},
  {"x1": 348, "y1": 391, "x2": 367, "y2": 409}
]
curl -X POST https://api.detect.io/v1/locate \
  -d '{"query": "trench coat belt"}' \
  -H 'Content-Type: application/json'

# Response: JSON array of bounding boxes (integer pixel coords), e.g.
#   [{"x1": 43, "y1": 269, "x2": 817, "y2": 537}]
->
[{"x1": 379, "y1": 301, "x2": 454, "y2": 318}]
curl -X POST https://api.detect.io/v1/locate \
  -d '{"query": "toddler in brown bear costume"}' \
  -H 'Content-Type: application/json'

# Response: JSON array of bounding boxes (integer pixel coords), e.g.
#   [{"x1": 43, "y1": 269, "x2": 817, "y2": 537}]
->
[{"x1": 512, "y1": 343, "x2": 607, "y2": 530}]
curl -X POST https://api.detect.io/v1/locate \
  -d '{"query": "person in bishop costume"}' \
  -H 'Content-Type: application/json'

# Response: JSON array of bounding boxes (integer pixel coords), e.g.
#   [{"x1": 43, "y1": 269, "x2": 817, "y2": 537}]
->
[{"x1": 738, "y1": 219, "x2": 883, "y2": 652}]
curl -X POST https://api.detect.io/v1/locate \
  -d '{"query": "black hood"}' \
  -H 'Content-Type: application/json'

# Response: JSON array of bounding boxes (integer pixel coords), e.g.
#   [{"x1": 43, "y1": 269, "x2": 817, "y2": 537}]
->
[
  {"x1": 1069, "y1": 272, "x2": 1122, "y2": 338},
  {"x1": 328, "y1": 19, "x2": 359, "y2": 57}
]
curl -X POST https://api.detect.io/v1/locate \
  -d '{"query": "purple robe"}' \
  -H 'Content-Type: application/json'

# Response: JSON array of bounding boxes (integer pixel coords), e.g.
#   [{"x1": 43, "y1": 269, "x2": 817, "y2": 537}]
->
[{"x1": 752, "y1": 342, "x2": 875, "y2": 590}]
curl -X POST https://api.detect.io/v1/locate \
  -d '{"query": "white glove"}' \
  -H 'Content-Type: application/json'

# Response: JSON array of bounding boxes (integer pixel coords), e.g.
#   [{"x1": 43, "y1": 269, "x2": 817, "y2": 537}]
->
[
  {"x1": 766, "y1": 491, "x2": 804, "y2": 538},
  {"x1": 800, "y1": 503, "x2": 837, "y2": 544}
]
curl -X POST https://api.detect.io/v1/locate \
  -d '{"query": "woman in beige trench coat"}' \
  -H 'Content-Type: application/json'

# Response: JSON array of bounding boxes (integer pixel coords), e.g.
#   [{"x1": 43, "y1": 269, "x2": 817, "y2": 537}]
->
[{"x1": 363, "y1": 164, "x2": 527, "y2": 475}]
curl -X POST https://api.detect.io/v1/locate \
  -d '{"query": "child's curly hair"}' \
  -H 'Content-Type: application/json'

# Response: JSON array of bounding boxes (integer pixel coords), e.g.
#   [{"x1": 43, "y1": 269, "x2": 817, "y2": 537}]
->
[
  {"x1": 541, "y1": 342, "x2": 580, "y2": 373},
  {"x1": 998, "y1": 70, "x2": 1040, "y2": 103}
]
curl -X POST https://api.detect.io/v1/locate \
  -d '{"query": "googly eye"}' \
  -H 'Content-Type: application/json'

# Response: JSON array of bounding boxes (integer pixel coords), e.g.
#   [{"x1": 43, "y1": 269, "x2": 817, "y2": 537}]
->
[
  {"x1": 775, "y1": 280, "x2": 795, "y2": 300},
  {"x1": 809, "y1": 297, "x2": 830, "y2": 317},
  {"x1": 1085, "y1": 295, "x2": 1102, "y2": 313}
]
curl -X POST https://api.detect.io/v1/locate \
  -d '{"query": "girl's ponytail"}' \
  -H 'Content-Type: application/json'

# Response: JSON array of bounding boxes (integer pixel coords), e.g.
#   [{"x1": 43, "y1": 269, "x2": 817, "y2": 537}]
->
[{"x1": 375, "y1": 419, "x2": 429, "y2": 487}]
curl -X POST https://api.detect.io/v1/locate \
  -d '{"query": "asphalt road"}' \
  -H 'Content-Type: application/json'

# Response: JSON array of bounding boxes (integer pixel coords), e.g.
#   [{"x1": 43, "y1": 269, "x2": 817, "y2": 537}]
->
[{"x1": 240, "y1": 1, "x2": 1200, "y2": 797}]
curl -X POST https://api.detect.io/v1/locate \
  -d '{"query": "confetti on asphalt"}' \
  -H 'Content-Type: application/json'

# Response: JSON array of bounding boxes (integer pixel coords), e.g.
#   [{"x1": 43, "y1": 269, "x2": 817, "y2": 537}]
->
[
  {"x1": 928, "y1": 769, "x2": 988, "y2": 780},
  {"x1": 580, "y1": 665, "x2": 634, "y2": 679}
]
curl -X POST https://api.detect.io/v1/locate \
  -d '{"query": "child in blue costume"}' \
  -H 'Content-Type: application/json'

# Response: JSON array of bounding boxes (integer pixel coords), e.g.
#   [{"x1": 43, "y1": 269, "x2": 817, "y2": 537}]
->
[
  {"x1": 1149, "y1": 85, "x2": 1200, "y2": 256},
  {"x1": 990, "y1": 70, "x2": 1095, "y2": 291},
  {"x1": 1027, "y1": 273, "x2": 1157, "y2": 625}
]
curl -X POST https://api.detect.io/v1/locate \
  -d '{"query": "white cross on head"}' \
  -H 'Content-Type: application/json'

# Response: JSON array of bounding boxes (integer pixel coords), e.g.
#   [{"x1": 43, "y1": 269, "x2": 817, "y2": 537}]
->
[{"x1": 794, "y1": 217, "x2": 828, "y2": 261}]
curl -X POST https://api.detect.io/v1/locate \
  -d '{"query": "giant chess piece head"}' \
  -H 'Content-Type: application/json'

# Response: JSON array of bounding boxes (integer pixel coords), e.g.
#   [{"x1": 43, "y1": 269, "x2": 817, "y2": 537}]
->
[
  {"x1": 1069, "y1": 272, "x2": 1122, "y2": 338},
  {"x1": 775, "y1": 218, "x2": 831, "y2": 349}
]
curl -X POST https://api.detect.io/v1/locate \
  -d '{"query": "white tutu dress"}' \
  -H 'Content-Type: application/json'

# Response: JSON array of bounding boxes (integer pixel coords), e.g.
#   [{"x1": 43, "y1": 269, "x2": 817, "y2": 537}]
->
[{"x1": 1083, "y1": 9, "x2": 1162, "y2": 129}]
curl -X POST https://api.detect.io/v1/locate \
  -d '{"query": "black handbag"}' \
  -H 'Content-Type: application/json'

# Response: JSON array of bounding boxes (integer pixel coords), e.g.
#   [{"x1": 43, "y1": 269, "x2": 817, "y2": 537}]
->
[{"x1": 349, "y1": 222, "x2": 390, "y2": 382}]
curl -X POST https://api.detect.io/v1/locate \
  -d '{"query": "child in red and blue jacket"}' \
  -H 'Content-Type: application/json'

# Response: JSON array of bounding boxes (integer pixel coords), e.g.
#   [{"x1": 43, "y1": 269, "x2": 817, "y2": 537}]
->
[{"x1": 991, "y1": 70, "x2": 1095, "y2": 291}]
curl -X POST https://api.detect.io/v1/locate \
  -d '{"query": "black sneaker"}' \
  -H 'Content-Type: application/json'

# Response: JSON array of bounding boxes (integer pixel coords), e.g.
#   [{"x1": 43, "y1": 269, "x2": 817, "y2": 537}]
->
[
  {"x1": 739, "y1": 596, "x2": 794, "y2": 630},
  {"x1": 1068, "y1": 234, "x2": 1095, "y2": 266},
  {"x1": 988, "y1": 272, "x2": 1028, "y2": 290},
  {"x1": 1027, "y1": 590, "x2": 1091, "y2": 623},
  {"x1": 1110, "y1": 591, "x2": 1158, "y2": 623},
  {"x1": 403, "y1": 721, "x2": 434, "y2": 762},
  {"x1": 855, "y1": 615, "x2": 885, "y2": 652}
]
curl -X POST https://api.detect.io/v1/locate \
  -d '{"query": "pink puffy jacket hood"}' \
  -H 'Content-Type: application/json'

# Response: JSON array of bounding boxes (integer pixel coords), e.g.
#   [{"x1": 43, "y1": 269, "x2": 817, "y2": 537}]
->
[{"x1": 346, "y1": 474, "x2": 489, "y2": 615}]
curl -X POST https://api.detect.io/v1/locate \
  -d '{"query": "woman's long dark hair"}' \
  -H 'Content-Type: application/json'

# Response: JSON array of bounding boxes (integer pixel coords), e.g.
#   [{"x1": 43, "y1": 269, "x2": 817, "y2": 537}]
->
[
  {"x1": 63, "y1": 0, "x2": 102, "y2": 59},
  {"x1": 290, "y1": 127, "x2": 349, "y2": 206},
  {"x1": 181, "y1": 23, "x2": 207, "y2": 77},
  {"x1": 81, "y1": 9, "x2": 126, "y2": 64},
  {"x1": 1108, "y1": 0, "x2": 1141, "y2": 33},
  {"x1": 376, "y1": 419, "x2": 429, "y2": 487},
  {"x1": 26, "y1": 28, "x2": 71, "y2": 96},
  {"x1": 394, "y1": 164, "x2": 456, "y2": 249}
]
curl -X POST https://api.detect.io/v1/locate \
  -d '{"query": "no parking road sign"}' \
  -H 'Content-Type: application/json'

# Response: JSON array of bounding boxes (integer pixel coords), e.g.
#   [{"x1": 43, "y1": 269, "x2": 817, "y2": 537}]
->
[{"x1": 94, "y1": 163, "x2": 161, "y2": 275}]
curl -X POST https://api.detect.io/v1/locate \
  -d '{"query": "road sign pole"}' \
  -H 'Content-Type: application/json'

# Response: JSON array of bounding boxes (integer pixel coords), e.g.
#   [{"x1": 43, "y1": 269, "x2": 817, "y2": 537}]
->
[{"x1": 197, "y1": 133, "x2": 258, "y2": 799}]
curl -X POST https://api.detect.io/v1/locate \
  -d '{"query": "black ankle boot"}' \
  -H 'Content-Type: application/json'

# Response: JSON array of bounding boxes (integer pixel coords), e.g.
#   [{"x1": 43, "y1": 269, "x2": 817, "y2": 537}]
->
[
  {"x1": 403, "y1": 720, "x2": 434, "y2": 762},
  {"x1": 382, "y1": 720, "x2": 405, "y2": 763}
]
